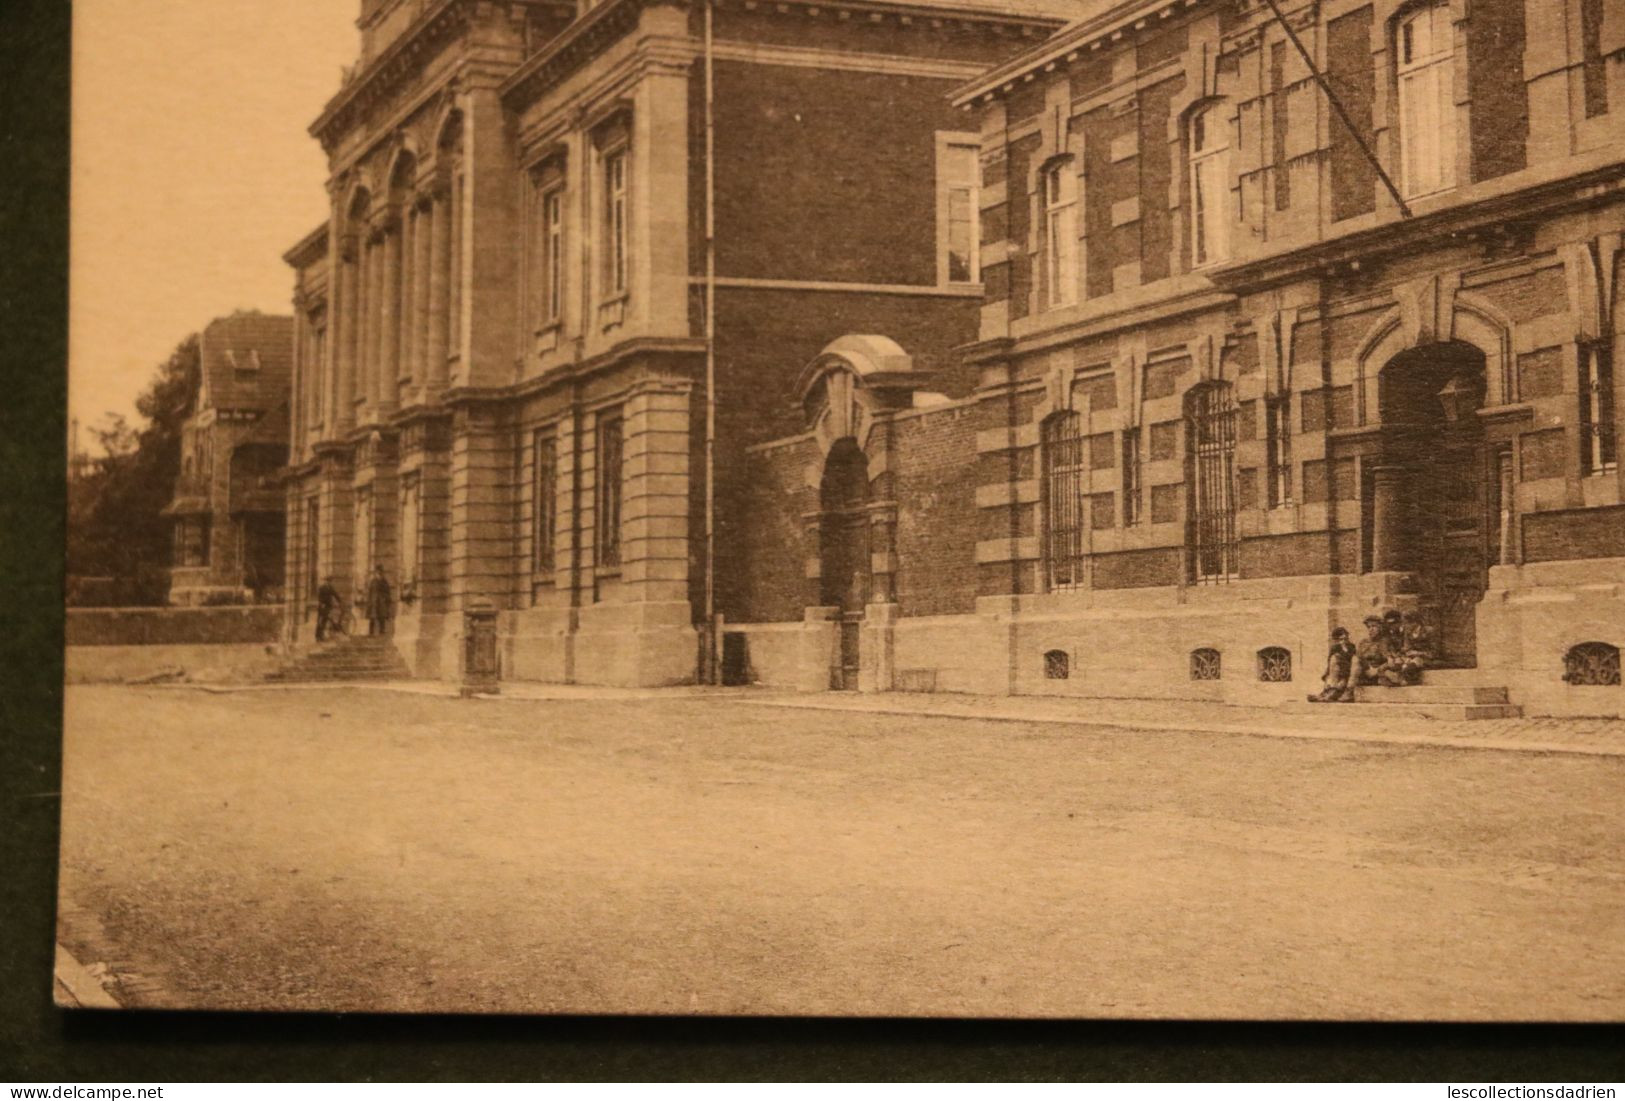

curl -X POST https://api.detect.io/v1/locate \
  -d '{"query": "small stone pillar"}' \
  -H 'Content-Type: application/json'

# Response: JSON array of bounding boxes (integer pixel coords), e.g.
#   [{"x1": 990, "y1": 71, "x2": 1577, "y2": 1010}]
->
[
  {"x1": 1370, "y1": 465, "x2": 1407, "y2": 573},
  {"x1": 460, "y1": 599, "x2": 500, "y2": 697}
]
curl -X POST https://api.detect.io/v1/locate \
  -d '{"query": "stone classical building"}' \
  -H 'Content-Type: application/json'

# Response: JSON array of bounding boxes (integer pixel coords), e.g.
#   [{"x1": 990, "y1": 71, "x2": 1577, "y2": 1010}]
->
[
  {"x1": 730, "y1": 0, "x2": 1625, "y2": 715},
  {"x1": 165, "y1": 311, "x2": 294, "y2": 605},
  {"x1": 279, "y1": 0, "x2": 1070, "y2": 681}
]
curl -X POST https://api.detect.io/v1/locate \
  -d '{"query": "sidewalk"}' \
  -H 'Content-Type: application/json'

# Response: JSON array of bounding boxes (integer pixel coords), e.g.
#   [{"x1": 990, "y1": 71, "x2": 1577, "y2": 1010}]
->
[{"x1": 166, "y1": 678, "x2": 1625, "y2": 757}]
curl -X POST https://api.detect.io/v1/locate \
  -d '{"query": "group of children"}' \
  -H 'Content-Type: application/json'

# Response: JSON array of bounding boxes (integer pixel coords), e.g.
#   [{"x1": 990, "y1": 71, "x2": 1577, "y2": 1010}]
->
[{"x1": 1309, "y1": 608, "x2": 1436, "y2": 703}]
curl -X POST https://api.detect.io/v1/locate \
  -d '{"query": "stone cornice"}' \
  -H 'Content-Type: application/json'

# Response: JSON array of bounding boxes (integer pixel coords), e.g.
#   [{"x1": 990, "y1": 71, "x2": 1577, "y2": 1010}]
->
[
  {"x1": 313, "y1": 0, "x2": 575, "y2": 151},
  {"x1": 501, "y1": 0, "x2": 655, "y2": 111},
  {"x1": 442, "y1": 337, "x2": 708, "y2": 405},
  {"x1": 282, "y1": 222, "x2": 331, "y2": 269},
  {"x1": 1209, "y1": 162, "x2": 1625, "y2": 294},
  {"x1": 953, "y1": 0, "x2": 1204, "y2": 108}
]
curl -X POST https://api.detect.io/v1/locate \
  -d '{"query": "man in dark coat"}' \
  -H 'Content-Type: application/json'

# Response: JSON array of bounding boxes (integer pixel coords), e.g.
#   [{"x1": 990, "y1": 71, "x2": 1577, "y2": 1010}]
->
[
  {"x1": 1355, "y1": 614, "x2": 1405, "y2": 688},
  {"x1": 316, "y1": 577, "x2": 342, "y2": 642},
  {"x1": 365, "y1": 565, "x2": 393, "y2": 637}
]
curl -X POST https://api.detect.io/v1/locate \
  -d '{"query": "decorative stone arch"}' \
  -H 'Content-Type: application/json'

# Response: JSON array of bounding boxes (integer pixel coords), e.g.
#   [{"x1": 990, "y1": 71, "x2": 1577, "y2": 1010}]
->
[
  {"x1": 1353, "y1": 280, "x2": 1516, "y2": 425},
  {"x1": 384, "y1": 142, "x2": 421, "y2": 199},
  {"x1": 797, "y1": 335, "x2": 933, "y2": 613}
]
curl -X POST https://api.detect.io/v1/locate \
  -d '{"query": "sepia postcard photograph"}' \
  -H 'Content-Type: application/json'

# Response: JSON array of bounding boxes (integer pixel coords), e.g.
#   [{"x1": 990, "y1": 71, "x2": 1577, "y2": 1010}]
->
[{"x1": 57, "y1": 0, "x2": 1625, "y2": 1022}]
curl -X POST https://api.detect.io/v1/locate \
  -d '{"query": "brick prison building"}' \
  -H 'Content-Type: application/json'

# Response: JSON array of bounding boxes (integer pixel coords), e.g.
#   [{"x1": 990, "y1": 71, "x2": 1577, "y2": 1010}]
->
[
  {"x1": 278, "y1": 0, "x2": 1069, "y2": 684},
  {"x1": 738, "y1": 0, "x2": 1625, "y2": 714},
  {"x1": 165, "y1": 311, "x2": 293, "y2": 606}
]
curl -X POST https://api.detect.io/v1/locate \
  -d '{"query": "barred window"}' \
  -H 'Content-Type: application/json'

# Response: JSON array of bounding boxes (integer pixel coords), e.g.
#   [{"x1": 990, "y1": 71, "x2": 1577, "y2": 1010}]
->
[
  {"x1": 1257, "y1": 646, "x2": 1293, "y2": 682},
  {"x1": 1581, "y1": 340, "x2": 1618, "y2": 476},
  {"x1": 1187, "y1": 382, "x2": 1239, "y2": 583},
  {"x1": 1266, "y1": 394, "x2": 1292, "y2": 508},
  {"x1": 1563, "y1": 641, "x2": 1620, "y2": 686},
  {"x1": 1190, "y1": 648, "x2": 1222, "y2": 681},
  {"x1": 1041, "y1": 411, "x2": 1086, "y2": 591},
  {"x1": 1122, "y1": 427, "x2": 1143, "y2": 525},
  {"x1": 1044, "y1": 650, "x2": 1070, "y2": 680},
  {"x1": 533, "y1": 430, "x2": 557, "y2": 578},
  {"x1": 596, "y1": 412, "x2": 623, "y2": 568}
]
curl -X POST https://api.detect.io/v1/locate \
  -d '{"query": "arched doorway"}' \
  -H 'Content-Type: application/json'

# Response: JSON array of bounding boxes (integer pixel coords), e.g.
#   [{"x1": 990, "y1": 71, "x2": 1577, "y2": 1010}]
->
[
  {"x1": 1374, "y1": 341, "x2": 1490, "y2": 666},
  {"x1": 819, "y1": 437, "x2": 870, "y2": 690}
]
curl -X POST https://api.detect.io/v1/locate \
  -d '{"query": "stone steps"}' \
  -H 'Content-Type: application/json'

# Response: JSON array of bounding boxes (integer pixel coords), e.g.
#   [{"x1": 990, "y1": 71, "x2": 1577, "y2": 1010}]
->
[
  {"x1": 1282, "y1": 701, "x2": 1522, "y2": 721},
  {"x1": 265, "y1": 637, "x2": 410, "y2": 683},
  {"x1": 1355, "y1": 685, "x2": 1510, "y2": 704}
]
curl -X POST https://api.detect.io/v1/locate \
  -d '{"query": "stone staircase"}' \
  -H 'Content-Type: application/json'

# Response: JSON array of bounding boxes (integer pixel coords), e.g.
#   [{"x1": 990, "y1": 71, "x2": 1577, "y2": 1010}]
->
[
  {"x1": 264, "y1": 635, "x2": 411, "y2": 684},
  {"x1": 1284, "y1": 669, "x2": 1522, "y2": 720}
]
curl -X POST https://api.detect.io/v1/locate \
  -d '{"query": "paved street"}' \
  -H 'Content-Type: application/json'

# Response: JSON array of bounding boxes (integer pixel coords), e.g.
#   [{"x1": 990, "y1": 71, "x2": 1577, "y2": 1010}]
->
[{"x1": 58, "y1": 685, "x2": 1625, "y2": 1020}]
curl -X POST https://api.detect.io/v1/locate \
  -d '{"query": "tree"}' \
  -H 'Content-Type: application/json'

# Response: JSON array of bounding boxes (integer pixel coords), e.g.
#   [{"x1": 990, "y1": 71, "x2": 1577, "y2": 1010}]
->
[{"x1": 67, "y1": 336, "x2": 199, "y2": 604}]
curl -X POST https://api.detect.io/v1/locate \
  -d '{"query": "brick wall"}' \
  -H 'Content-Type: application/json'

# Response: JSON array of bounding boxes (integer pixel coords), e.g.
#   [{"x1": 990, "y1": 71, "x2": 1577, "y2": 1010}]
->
[{"x1": 891, "y1": 405, "x2": 981, "y2": 617}]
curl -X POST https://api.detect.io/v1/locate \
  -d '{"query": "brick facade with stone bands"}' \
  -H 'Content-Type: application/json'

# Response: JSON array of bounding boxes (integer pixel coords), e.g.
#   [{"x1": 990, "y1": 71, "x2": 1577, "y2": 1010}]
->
[{"x1": 279, "y1": 0, "x2": 1069, "y2": 686}]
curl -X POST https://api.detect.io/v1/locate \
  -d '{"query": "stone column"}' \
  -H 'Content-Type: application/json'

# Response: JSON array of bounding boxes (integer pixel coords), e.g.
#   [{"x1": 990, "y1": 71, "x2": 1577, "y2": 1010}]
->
[
  {"x1": 426, "y1": 189, "x2": 452, "y2": 395},
  {"x1": 1371, "y1": 465, "x2": 1407, "y2": 572},
  {"x1": 365, "y1": 232, "x2": 385, "y2": 417},
  {"x1": 379, "y1": 219, "x2": 401, "y2": 415},
  {"x1": 355, "y1": 237, "x2": 373, "y2": 425},
  {"x1": 333, "y1": 239, "x2": 358, "y2": 434},
  {"x1": 411, "y1": 199, "x2": 432, "y2": 399}
]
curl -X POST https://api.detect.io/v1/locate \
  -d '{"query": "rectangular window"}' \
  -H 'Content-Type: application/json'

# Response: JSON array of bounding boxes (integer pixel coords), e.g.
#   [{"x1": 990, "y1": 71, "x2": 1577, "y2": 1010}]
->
[
  {"x1": 1266, "y1": 394, "x2": 1293, "y2": 508},
  {"x1": 1122, "y1": 427, "x2": 1143, "y2": 525},
  {"x1": 305, "y1": 499, "x2": 320, "y2": 600},
  {"x1": 1581, "y1": 339, "x2": 1619, "y2": 475},
  {"x1": 1042, "y1": 160, "x2": 1078, "y2": 308},
  {"x1": 541, "y1": 186, "x2": 565, "y2": 324},
  {"x1": 595, "y1": 412, "x2": 623, "y2": 568},
  {"x1": 1189, "y1": 103, "x2": 1232, "y2": 266},
  {"x1": 1396, "y1": 2, "x2": 1457, "y2": 199},
  {"x1": 940, "y1": 138, "x2": 980, "y2": 284},
  {"x1": 311, "y1": 325, "x2": 327, "y2": 425},
  {"x1": 604, "y1": 149, "x2": 628, "y2": 298},
  {"x1": 533, "y1": 429, "x2": 558, "y2": 578},
  {"x1": 1042, "y1": 412, "x2": 1086, "y2": 591}
]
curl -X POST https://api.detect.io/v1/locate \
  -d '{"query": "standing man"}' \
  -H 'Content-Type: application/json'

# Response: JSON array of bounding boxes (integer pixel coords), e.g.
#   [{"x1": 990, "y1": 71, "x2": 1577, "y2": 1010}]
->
[
  {"x1": 365, "y1": 564, "x2": 393, "y2": 637},
  {"x1": 316, "y1": 576, "x2": 342, "y2": 642}
]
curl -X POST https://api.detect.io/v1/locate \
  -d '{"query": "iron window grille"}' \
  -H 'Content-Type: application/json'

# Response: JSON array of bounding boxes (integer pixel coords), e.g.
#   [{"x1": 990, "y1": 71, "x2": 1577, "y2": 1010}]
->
[
  {"x1": 1257, "y1": 646, "x2": 1293, "y2": 682},
  {"x1": 1563, "y1": 642, "x2": 1621, "y2": 686},
  {"x1": 1044, "y1": 650, "x2": 1070, "y2": 680},
  {"x1": 1122, "y1": 427, "x2": 1143, "y2": 525},
  {"x1": 1041, "y1": 411, "x2": 1087, "y2": 591},
  {"x1": 533, "y1": 430, "x2": 557, "y2": 578},
  {"x1": 1187, "y1": 382, "x2": 1240, "y2": 583},
  {"x1": 1265, "y1": 394, "x2": 1293, "y2": 508},
  {"x1": 1190, "y1": 648, "x2": 1222, "y2": 681},
  {"x1": 1580, "y1": 340, "x2": 1618, "y2": 476},
  {"x1": 596, "y1": 413, "x2": 624, "y2": 568}
]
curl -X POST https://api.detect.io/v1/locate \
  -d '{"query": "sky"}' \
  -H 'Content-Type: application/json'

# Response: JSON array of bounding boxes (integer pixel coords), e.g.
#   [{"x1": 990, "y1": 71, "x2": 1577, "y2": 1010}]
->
[{"x1": 69, "y1": 0, "x2": 360, "y2": 448}]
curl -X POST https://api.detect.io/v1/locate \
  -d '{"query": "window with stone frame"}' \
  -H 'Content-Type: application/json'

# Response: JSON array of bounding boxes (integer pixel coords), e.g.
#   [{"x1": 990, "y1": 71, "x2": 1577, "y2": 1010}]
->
[
  {"x1": 532, "y1": 429, "x2": 558, "y2": 584},
  {"x1": 1041, "y1": 158, "x2": 1079, "y2": 309},
  {"x1": 1266, "y1": 393, "x2": 1293, "y2": 508},
  {"x1": 595, "y1": 411, "x2": 624, "y2": 569},
  {"x1": 399, "y1": 473, "x2": 420, "y2": 591},
  {"x1": 1580, "y1": 339, "x2": 1618, "y2": 476},
  {"x1": 1187, "y1": 101, "x2": 1232, "y2": 267},
  {"x1": 602, "y1": 146, "x2": 629, "y2": 300},
  {"x1": 938, "y1": 136, "x2": 980, "y2": 285},
  {"x1": 1395, "y1": 1, "x2": 1458, "y2": 200},
  {"x1": 1041, "y1": 411, "x2": 1086, "y2": 591},
  {"x1": 532, "y1": 157, "x2": 567, "y2": 330}
]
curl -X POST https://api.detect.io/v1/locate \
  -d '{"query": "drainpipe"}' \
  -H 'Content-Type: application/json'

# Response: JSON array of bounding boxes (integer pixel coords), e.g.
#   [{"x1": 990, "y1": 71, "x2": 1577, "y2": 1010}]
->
[{"x1": 702, "y1": 0, "x2": 719, "y2": 684}]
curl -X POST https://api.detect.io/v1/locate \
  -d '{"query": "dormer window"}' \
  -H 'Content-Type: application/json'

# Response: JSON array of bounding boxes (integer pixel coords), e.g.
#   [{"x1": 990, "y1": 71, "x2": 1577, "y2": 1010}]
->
[{"x1": 1396, "y1": 2, "x2": 1457, "y2": 200}]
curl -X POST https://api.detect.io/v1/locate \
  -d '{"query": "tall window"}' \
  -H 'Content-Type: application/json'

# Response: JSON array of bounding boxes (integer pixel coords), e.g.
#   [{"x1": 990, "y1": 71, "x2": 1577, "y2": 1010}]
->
[
  {"x1": 1042, "y1": 159, "x2": 1078, "y2": 309},
  {"x1": 595, "y1": 411, "x2": 624, "y2": 568},
  {"x1": 940, "y1": 138, "x2": 980, "y2": 284},
  {"x1": 399, "y1": 475, "x2": 420, "y2": 587},
  {"x1": 1581, "y1": 339, "x2": 1618, "y2": 475},
  {"x1": 533, "y1": 430, "x2": 558, "y2": 578},
  {"x1": 603, "y1": 149, "x2": 629, "y2": 298},
  {"x1": 1188, "y1": 103, "x2": 1231, "y2": 267},
  {"x1": 540, "y1": 186, "x2": 565, "y2": 325},
  {"x1": 1396, "y1": 2, "x2": 1457, "y2": 200},
  {"x1": 1187, "y1": 383, "x2": 1239, "y2": 583},
  {"x1": 1041, "y1": 411, "x2": 1086, "y2": 591},
  {"x1": 305, "y1": 499, "x2": 320, "y2": 600},
  {"x1": 1122, "y1": 427, "x2": 1143, "y2": 526},
  {"x1": 1265, "y1": 394, "x2": 1293, "y2": 507}
]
